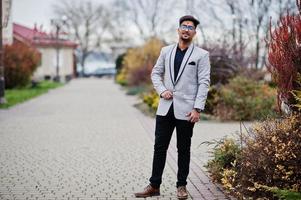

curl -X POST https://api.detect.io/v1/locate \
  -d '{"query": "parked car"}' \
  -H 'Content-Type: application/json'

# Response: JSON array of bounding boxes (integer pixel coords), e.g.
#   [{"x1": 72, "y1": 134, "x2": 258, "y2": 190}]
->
[{"x1": 90, "y1": 67, "x2": 117, "y2": 78}]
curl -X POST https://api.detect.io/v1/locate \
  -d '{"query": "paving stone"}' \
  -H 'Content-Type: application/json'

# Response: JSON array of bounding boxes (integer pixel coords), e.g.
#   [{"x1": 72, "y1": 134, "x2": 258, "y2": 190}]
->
[{"x1": 0, "y1": 78, "x2": 240, "y2": 199}]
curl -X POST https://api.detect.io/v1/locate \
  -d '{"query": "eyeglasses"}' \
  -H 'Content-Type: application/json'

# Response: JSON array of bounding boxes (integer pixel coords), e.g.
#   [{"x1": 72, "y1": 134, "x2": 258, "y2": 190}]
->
[{"x1": 179, "y1": 24, "x2": 195, "y2": 31}]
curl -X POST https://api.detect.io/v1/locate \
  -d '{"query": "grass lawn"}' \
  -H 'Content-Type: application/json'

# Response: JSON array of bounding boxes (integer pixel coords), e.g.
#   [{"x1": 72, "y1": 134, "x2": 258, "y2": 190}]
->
[
  {"x1": 0, "y1": 81, "x2": 64, "y2": 109},
  {"x1": 272, "y1": 188, "x2": 301, "y2": 200}
]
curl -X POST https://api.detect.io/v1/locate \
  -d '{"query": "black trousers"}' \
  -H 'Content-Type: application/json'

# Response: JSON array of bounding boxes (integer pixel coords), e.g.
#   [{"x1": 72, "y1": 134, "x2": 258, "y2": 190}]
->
[{"x1": 149, "y1": 104, "x2": 194, "y2": 188}]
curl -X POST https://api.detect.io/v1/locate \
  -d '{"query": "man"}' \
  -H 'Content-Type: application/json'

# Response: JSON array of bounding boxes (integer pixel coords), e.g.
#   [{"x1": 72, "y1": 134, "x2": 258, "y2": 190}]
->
[{"x1": 135, "y1": 15, "x2": 211, "y2": 199}]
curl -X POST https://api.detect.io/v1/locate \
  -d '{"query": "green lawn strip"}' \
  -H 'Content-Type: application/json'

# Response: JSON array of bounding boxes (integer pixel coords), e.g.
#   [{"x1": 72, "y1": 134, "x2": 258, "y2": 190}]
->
[
  {"x1": 272, "y1": 188, "x2": 301, "y2": 200},
  {"x1": 0, "y1": 81, "x2": 64, "y2": 109}
]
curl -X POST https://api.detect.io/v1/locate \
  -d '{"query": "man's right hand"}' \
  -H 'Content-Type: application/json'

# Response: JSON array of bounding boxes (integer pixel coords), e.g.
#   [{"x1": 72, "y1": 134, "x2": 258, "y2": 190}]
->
[{"x1": 160, "y1": 90, "x2": 173, "y2": 100}]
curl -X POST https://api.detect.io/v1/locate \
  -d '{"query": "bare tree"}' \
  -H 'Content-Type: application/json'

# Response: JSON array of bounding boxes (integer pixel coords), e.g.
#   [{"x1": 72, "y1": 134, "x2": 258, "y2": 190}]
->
[
  {"x1": 193, "y1": 0, "x2": 274, "y2": 69},
  {"x1": 248, "y1": 0, "x2": 273, "y2": 69},
  {"x1": 51, "y1": 0, "x2": 299, "y2": 74},
  {"x1": 188, "y1": 0, "x2": 249, "y2": 66},
  {"x1": 100, "y1": 0, "x2": 137, "y2": 59},
  {"x1": 53, "y1": 0, "x2": 110, "y2": 75},
  {"x1": 218, "y1": 0, "x2": 272, "y2": 68},
  {"x1": 184, "y1": 0, "x2": 210, "y2": 46},
  {"x1": 188, "y1": 0, "x2": 300, "y2": 70},
  {"x1": 276, "y1": 0, "x2": 298, "y2": 17},
  {"x1": 120, "y1": 0, "x2": 179, "y2": 41}
]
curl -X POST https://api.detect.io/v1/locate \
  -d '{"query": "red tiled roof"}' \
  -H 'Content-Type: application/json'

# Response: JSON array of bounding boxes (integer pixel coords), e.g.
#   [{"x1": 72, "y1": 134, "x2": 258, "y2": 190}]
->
[{"x1": 13, "y1": 23, "x2": 77, "y2": 48}]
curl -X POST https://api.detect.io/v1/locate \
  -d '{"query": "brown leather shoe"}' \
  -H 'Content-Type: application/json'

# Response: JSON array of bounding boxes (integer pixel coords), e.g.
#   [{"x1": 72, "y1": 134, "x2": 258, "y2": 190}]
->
[
  {"x1": 134, "y1": 185, "x2": 160, "y2": 198},
  {"x1": 177, "y1": 186, "x2": 188, "y2": 199}
]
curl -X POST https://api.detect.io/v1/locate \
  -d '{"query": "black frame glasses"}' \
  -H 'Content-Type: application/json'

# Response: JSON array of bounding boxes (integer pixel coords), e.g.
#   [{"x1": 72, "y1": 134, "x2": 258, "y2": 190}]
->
[{"x1": 179, "y1": 24, "x2": 195, "y2": 31}]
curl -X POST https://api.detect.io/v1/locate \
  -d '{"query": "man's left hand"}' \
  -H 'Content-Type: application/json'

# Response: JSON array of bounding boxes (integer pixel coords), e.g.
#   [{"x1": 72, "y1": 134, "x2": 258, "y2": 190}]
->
[{"x1": 186, "y1": 109, "x2": 200, "y2": 123}]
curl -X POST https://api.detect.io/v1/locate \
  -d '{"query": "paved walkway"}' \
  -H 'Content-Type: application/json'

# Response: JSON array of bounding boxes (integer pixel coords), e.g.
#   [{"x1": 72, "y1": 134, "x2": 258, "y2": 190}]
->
[{"x1": 0, "y1": 78, "x2": 244, "y2": 200}]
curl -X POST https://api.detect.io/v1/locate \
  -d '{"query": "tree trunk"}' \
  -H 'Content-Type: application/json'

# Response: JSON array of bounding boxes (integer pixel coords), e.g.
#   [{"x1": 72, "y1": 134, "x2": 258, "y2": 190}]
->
[
  {"x1": 255, "y1": 31, "x2": 260, "y2": 69},
  {"x1": 81, "y1": 52, "x2": 89, "y2": 75}
]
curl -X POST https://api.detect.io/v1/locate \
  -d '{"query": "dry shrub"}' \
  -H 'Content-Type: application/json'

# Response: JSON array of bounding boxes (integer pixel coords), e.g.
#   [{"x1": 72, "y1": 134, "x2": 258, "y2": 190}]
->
[
  {"x1": 214, "y1": 76, "x2": 277, "y2": 121},
  {"x1": 292, "y1": 74, "x2": 301, "y2": 111},
  {"x1": 206, "y1": 114, "x2": 301, "y2": 199},
  {"x1": 142, "y1": 89, "x2": 159, "y2": 111},
  {"x1": 238, "y1": 114, "x2": 301, "y2": 197},
  {"x1": 119, "y1": 37, "x2": 164, "y2": 86},
  {"x1": 210, "y1": 55, "x2": 239, "y2": 85},
  {"x1": 238, "y1": 67, "x2": 267, "y2": 81},
  {"x1": 206, "y1": 138, "x2": 241, "y2": 183},
  {"x1": 203, "y1": 86, "x2": 218, "y2": 115}
]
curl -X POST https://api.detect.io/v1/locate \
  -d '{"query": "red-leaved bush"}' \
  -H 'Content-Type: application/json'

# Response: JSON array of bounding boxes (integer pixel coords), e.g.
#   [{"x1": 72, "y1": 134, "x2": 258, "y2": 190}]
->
[
  {"x1": 267, "y1": 0, "x2": 301, "y2": 112},
  {"x1": 4, "y1": 42, "x2": 41, "y2": 88}
]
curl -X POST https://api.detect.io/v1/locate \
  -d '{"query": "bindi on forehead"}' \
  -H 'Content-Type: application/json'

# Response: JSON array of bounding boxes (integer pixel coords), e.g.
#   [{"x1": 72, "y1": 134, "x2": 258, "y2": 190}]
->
[{"x1": 181, "y1": 21, "x2": 195, "y2": 27}]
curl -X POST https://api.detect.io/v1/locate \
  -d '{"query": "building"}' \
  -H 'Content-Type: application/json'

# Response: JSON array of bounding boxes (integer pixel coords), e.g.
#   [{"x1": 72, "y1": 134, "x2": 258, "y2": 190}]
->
[{"x1": 13, "y1": 23, "x2": 77, "y2": 82}]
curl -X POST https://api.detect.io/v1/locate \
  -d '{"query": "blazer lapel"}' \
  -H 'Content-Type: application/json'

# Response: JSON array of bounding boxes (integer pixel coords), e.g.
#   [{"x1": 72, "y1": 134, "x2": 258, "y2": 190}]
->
[
  {"x1": 168, "y1": 44, "x2": 177, "y2": 86},
  {"x1": 175, "y1": 43, "x2": 195, "y2": 85}
]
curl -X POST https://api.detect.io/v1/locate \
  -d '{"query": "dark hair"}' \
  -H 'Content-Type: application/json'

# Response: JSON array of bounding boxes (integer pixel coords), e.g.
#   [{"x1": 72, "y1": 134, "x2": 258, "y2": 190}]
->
[{"x1": 179, "y1": 15, "x2": 200, "y2": 27}]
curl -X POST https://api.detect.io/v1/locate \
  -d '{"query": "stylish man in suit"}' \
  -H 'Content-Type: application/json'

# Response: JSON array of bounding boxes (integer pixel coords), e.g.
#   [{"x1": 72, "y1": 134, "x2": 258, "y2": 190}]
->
[{"x1": 135, "y1": 15, "x2": 211, "y2": 199}]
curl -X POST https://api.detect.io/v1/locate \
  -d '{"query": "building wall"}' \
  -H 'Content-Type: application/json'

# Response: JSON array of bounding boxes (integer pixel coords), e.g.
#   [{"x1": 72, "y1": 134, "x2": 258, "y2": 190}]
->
[{"x1": 33, "y1": 47, "x2": 75, "y2": 82}]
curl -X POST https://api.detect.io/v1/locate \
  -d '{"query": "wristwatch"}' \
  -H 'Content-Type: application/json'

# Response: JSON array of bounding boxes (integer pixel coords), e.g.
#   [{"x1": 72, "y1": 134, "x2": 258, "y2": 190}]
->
[{"x1": 194, "y1": 108, "x2": 201, "y2": 113}]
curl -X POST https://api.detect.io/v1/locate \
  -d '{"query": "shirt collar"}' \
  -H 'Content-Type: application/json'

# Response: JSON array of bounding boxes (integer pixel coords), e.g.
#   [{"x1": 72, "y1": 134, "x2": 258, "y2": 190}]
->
[{"x1": 177, "y1": 45, "x2": 188, "y2": 52}]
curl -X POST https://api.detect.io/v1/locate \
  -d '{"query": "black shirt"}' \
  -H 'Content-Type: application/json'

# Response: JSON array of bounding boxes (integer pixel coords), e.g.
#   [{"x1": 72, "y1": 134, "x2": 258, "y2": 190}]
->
[{"x1": 174, "y1": 46, "x2": 188, "y2": 81}]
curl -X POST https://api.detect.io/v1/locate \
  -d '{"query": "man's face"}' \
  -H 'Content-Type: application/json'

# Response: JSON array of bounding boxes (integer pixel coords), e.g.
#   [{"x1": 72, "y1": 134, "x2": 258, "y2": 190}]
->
[{"x1": 178, "y1": 21, "x2": 196, "y2": 42}]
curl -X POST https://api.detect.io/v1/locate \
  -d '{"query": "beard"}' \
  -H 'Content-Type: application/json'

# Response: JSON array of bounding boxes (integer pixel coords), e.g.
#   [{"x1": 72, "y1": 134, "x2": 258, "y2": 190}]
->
[{"x1": 180, "y1": 35, "x2": 192, "y2": 42}]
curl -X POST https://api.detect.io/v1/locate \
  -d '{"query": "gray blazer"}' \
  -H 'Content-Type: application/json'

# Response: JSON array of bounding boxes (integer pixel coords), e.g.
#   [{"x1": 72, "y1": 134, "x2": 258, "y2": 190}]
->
[{"x1": 151, "y1": 43, "x2": 211, "y2": 120}]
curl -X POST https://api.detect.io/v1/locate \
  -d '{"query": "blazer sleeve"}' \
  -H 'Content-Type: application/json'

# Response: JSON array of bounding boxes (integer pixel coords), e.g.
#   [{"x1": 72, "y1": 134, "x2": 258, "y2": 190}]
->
[
  {"x1": 151, "y1": 48, "x2": 167, "y2": 96},
  {"x1": 194, "y1": 52, "x2": 211, "y2": 110}
]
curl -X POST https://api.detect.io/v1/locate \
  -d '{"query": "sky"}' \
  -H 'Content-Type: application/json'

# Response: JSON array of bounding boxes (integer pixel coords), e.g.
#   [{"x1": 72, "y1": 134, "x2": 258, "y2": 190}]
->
[
  {"x1": 13, "y1": 0, "x2": 57, "y2": 30},
  {"x1": 12, "y1": 0, "x2": 107, "y2": 30}
]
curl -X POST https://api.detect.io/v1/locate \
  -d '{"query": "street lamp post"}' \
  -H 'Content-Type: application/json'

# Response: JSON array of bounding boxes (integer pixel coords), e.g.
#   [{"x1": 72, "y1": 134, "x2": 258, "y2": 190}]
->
[
  {"x1": 54, "y1": 23, "x2": 60, "y2": 82},
  {"x1": 51, "y1": 16, "x2": 67, "y2": 82}
]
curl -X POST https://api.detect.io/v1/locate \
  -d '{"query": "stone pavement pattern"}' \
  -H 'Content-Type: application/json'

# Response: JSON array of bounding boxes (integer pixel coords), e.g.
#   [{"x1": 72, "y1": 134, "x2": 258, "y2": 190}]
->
[{"x1": 0, "y1": 78, "x2": 242, "y2": 200}]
